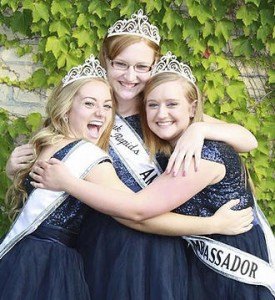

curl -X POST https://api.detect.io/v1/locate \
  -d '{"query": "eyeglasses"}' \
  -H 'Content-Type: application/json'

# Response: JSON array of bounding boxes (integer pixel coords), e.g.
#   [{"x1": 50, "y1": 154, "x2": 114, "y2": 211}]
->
[{"x1": 109, "y1": 59, "x2": 152, "y2": 73}]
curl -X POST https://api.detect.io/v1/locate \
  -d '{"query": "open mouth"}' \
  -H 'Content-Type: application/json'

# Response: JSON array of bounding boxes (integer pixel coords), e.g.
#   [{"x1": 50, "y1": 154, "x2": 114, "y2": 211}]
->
[
  {"x1": 87, "y1": 120, "x2": 104, "y2": 139},
  {"x1": 119, "y1": 81, "x2": 137, "y2": 89},
  {"x1": 156, "y1": 121, "x2": 174, "y2": 127}
]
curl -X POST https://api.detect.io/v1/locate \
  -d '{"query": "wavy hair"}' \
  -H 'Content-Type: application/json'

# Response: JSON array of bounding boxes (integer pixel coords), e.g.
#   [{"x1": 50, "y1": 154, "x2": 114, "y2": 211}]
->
[{"x1": 5, "y1": 77, "x2": 115, "y2": 220}]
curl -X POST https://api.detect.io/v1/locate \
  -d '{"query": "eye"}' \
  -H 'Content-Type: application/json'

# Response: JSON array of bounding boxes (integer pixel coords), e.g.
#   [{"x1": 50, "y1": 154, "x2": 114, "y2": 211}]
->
[
  {"x1": 104, "y1": 104, "x2": 113, "y2": 110},
  {"x1": 112, "y1": 60, "x2": 128, "y2": 70},
  {"x1": 147, "y1": 102, "x2": 159, "y2": 109},
  {"x1": 135, "y1": 64, "x2": 151, "y2": 72},
  {"x1": 84, "y1": 100, "x2": 95, "y2": 107},
  {"x1": 167, "y1": 102, "x2": 178, "y2": 108}
]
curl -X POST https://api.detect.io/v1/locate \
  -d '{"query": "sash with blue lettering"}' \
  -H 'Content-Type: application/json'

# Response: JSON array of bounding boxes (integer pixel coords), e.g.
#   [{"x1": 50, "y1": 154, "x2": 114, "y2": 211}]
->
[{"x1": 110, "y1": 114, "x2": 162, "y2": 188}]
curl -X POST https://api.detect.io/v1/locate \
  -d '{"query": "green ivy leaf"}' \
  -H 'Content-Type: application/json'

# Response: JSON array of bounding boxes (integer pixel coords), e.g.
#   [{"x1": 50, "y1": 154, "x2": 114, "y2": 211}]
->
[
  {"x1": 51, "y1": 0, "x2": 73, "y2": 18},
  {"x1": 31, "y1": 68, "x2": 48, "y2": 88},
  {"x1": 202, "y1": 21, "x2": 213, "y2": 38},
  {"x1": 32, "y1": 2, "x2": 50, "y2": 23},
  {"x1": 267, "y1": 40, "x2": 275, "y2": 55},
  {"x1": 76, "y1": 13, "x2": 90, "y2": 28},
  {"x1": 163, "y1": 9, "x2": 176, "y2": 31},
  {"x1": 231, "y1": 37, "x2": 253, "y2": 57},
  {"x1": 226, "y1": 81, "x2": 246, "y2": 101},
  {"x1": 214, "y1": 20, "x2": 233, "y2": 41},
  {"x1": 260, "y1": 9, "x2": 274, "y2": 26},
  {"x1": 72, "y1": 29, "x2": 92, "y2": 47},
  {"x1": 236, "y1": 6, "x2": 258, "y2": 26},
  {"x1": 49, "y1": 20, "x2": 70, "y2": 37},
  {"x1": 244, "y1": 0, "x2": 261, "y2": 6},
  {"x1": 203, "y1": 81, "x2": 219, "y2": 103},
  {"x1": 256, "y1": 25, "x2": 270, "y2": 43},
  {"x1": 186, "y1": 1, "x2": 212, "y2": 24},
  {"x1": 268, "y1": 69, "x2": 275, "y2": 84},
  {"x1": 45, "y1": 36, "x2": 68, "y2": 58},
  {"x1": 26, "y1": 113, "x2": 42, "y2": 131},
  {"x1": 9, "y1": 10, "x2": 32, "y2": 36},
  {"x1": 8, "y1": 118, "x2": 29, "y2": 138},
  {"x1": 141, "y1": 0, "x2": 162, "y2": 13}
]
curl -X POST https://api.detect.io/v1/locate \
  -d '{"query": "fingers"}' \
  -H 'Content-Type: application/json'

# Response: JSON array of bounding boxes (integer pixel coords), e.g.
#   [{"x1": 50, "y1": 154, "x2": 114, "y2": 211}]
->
[
  {"x1": 193, "y1": 150, "x2": 201, "y2": 172},
  {"x1": 30, "y1": 181, "x2": 44, "y2": 189},
  {"x1": 224, "y1": 199, "x2": 240, "y2": 209},
  {"x1": 166, "y1": 150, "x2": 177, "y2": 174}
]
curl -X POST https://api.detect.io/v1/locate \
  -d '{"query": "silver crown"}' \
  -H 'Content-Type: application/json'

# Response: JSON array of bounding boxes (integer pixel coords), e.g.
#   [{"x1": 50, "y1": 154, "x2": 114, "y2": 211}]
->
[
  {"x1": 62, "y1": 55, "x2": 107, "y2": 87},
  {"x1": 151, "y1": 51, "x2": 196, "y2": 83},
  {"x1": 107, "y1": 9, "x2": 160, "y2": 45}
]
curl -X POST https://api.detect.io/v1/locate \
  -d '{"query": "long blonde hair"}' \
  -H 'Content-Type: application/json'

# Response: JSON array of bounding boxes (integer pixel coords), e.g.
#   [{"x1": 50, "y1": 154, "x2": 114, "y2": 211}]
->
[
  {"x1": 140, "y1": 72, "x2": 204, "y2": 157},
  {"x1": 5, "y1": 77, "x2": 115, "y2": 220}
]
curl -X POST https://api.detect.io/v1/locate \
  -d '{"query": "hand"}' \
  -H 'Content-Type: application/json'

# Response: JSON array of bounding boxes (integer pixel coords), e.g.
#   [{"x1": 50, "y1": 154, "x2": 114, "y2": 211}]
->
[
  {"x1": 166, "y1": 123, "x2": 204, "y2": 176},
  {"x1": 29, "y1": 158, "x2": 71, "y2": 191},
  {"x1": 212, "y1": 199, "x2": 253, "y2": 235},
  {"x1": 6, "y1": 144, "x2": 35, "y2": 179}
]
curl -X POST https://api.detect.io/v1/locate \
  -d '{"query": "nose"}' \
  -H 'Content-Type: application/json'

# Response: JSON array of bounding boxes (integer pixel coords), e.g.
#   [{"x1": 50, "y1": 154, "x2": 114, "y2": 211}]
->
[
  {"x1": 123, "y1": 66, "x2": 136, "y2": 81},
  {"x1": 157, "y1": 105, "x2": 168, "y2": 119},
  {"x1": 94, "y1": 105, "x2": 105, "y2": 118}
]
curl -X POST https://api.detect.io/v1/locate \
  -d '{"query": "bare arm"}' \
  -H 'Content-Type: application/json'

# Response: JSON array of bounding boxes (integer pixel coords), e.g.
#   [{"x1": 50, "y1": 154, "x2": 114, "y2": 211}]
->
[
  {"x1": 167, "y1": 114, "x2": 258, "y2": 175},
  {"x1": 115, "y1": 202, "x2": 253, "y2": 236},
  {"x1": 31, "y1": 157, "x2": 224, "y2": 221},
  {"x1": 31, "y1": 158, "x2": 252, "y2": 235}
]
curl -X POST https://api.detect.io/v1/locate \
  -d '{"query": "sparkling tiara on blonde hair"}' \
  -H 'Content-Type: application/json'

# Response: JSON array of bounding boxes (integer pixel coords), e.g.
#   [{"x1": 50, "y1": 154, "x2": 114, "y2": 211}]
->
[
  {"x1": 151, "y1": 51, "x2": 196, "y2": 83},
  {"x1": 62, "y1": 55, "x2": 107, "y2": 87},
  {"x1": 107, "y1": 9, "x2": 161, "y2": 46}
]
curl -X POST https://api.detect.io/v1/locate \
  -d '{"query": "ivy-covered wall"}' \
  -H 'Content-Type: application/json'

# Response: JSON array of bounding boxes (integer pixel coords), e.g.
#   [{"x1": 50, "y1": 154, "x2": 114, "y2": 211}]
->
[{"x1": 0, "y1": 0, "x2": 274, "y2": 235}]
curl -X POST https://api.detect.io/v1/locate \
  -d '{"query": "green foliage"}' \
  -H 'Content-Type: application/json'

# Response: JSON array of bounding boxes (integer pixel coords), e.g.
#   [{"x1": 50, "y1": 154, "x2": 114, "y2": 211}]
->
[
  {"x1": 0, "y1": 109, "x2": 42, "y2": 236},
  {"x1": 0, "y1": 0, "x2": 274, "y2": 234}
]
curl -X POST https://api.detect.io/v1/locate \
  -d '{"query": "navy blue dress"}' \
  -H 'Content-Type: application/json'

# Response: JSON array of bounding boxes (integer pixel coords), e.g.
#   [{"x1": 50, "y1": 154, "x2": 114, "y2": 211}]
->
[
  {"x1": 0, "y1": 141, "x2": 92, "y2": 300},
  {"x1": 77, "y1": 115, "x2": 188, "y2": 300},
  {"x1": 174, "y1": 140, "x2": 274, "y2": 300}
]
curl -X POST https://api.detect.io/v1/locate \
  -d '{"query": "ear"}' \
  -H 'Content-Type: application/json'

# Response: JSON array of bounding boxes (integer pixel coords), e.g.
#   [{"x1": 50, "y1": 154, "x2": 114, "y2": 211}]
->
[{"x1": 189, "y1": 100, "x2": 197, "y2": 118}]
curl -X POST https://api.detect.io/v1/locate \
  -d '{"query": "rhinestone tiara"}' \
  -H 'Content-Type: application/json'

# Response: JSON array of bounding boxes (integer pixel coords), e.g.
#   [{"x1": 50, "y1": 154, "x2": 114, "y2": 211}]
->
[
  {"x1": 107, "y1": 9, "x2": 161, "y2": 46},
  {"x1": 151, "y1": 51, "x2": 196, "y2": 83},
  {"x1": 62, "y1": 55, "x2": 107, "y2": 87}
]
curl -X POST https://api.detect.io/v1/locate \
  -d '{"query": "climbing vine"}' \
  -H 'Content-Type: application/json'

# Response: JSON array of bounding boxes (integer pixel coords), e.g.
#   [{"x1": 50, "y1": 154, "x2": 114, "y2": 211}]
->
[{"x1": 0, "y1": 0, "x2": 274, "y2": 235}]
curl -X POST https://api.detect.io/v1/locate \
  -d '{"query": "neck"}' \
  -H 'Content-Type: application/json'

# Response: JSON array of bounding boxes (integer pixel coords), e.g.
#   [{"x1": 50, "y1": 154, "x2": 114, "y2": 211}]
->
[{"x1": 116, "y1": 95, "x2": 140, "y2": 117}]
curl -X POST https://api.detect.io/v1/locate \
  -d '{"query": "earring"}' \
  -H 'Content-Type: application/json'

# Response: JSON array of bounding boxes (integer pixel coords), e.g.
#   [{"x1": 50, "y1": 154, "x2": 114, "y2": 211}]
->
[{"x1": 64, "y1": 115, "x2": 68, "y2": 123}]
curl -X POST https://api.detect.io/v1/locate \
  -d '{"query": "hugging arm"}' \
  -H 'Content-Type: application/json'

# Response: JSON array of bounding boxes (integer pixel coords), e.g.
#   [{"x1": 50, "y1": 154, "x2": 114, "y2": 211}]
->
[
  {"x1": 167, "y1": 114, "x2": 258, "y2": 175},
  {"x1": 30, "y1": 157, "x2": 253, "y2": 235},
  {"x1": 6, "y1": 144, "x2": 35, "y2": 179}
]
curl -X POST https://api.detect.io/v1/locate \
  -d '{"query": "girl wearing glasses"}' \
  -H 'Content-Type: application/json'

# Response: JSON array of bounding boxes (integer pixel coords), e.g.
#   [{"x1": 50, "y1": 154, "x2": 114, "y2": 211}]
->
[{"x1": 6, "y1": 10, "x2": 258, "y2": 300}]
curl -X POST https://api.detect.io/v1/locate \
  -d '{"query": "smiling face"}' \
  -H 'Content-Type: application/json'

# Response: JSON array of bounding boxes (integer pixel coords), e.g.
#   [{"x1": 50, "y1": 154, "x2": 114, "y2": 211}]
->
[
  {"x1": 145, "y1": 79, "x2": 196, "y2": 146},
  {"x1": 106, "y1": 41, "x2": 155, "y2": 109},
  {"x1": 67, "y1": 80, "x2": 113, "y2": 144}
]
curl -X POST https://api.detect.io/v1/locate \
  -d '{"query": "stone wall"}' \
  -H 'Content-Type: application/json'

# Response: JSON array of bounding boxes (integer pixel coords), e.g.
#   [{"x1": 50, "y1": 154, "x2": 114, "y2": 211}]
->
[{"x1": 0, "y1": 26, "x2": 47, "y2": 116}]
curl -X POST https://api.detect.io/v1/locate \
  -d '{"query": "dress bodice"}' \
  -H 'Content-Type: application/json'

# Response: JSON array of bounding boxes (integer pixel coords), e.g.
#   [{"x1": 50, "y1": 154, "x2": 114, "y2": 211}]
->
[
  {"x1": 24, "y1": 140, "x2": 89, "y2": 234},
  {"x1": 175, "y1": 140, "x2": 254, "y2": 217}
]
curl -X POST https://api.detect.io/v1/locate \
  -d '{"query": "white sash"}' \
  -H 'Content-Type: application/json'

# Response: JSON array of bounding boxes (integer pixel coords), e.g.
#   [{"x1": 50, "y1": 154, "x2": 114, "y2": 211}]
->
[
  {"x1": 183, "y1": 194, "x2": 275, "y2": 296},
  {"x1": 183, "y1": 234, "x2": 275, "y2": 296},
  {"x1": 110, "y1": 114, "x2": 162, "y2": 188},
  {"x1": 0, "y1": 140, "x2": 110, "y2": 259}
]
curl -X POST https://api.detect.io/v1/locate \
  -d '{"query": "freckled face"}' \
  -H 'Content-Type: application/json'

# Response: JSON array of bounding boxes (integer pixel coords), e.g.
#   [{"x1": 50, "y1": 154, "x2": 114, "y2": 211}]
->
[
  {"x1": 68, "y1": 80, "x2": 113, "y2": 144},
  {"x1": 106, "y1": 41, "x2": 155, "y2": 103},
  {"x1": 145, "y1": 80, "x2": 195, "y2": 146}
]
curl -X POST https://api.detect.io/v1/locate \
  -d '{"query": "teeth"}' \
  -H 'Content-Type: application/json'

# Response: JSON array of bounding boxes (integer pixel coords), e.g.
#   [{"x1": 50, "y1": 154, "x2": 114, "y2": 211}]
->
[
  {"x1": 157, "y1": 121, "x2": 173, "y2": 126},
  {"x1": 89, "y1": 121, "x2": 103, "y2": 126},
  {"x1": 120, "y1": 82, "x2": 136, "y2": 88}
]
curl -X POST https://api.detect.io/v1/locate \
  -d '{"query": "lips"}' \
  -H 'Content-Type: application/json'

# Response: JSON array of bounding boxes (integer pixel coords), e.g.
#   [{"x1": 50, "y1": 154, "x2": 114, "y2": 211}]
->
[
  {"x1": 119, "y1": 81, "x2": 137, "y2": 88},
  {"x1": 156, "y1": 121, "x2": 174, "y2": 127},
  {"x1": 87, "y1": 120, "x2": 104, "y2": 139}
]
